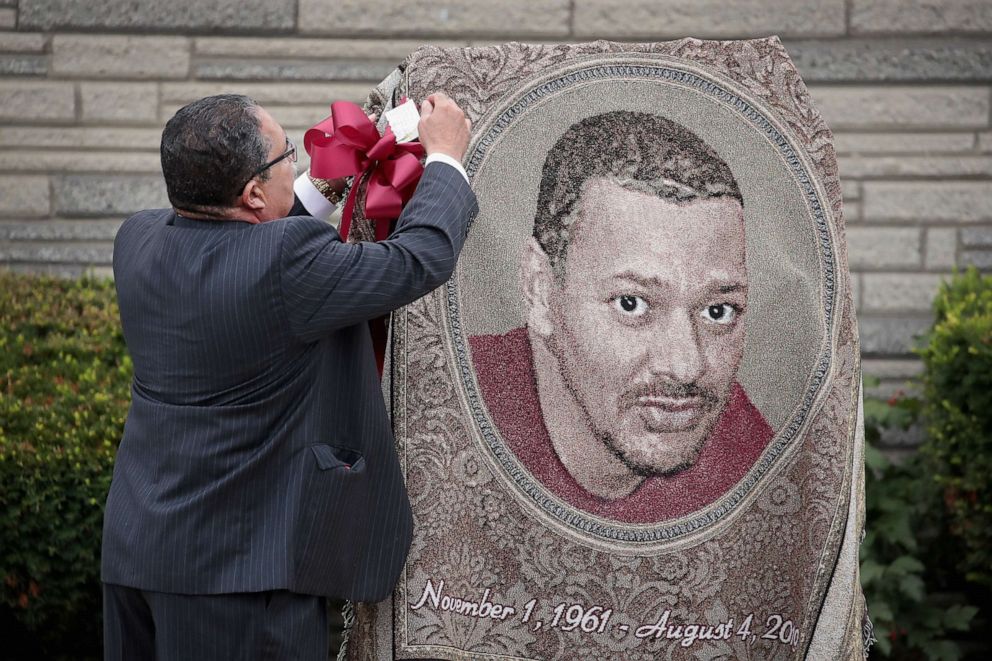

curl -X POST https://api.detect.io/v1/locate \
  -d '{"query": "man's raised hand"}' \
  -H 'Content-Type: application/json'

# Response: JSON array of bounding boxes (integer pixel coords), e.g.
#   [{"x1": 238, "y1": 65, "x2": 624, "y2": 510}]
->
[{"x1": 418, "y1": 92, "x2": 471, "y2": 162}]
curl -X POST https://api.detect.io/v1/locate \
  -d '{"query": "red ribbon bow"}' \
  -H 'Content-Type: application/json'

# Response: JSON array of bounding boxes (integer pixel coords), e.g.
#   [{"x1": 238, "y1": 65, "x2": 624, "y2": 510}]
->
[
  {"x1": 304, "y1": 101, "x2": 426, "y2": 377},
  {"x1": 304, "y1": 101, "x2": 425, "y2": 242}
]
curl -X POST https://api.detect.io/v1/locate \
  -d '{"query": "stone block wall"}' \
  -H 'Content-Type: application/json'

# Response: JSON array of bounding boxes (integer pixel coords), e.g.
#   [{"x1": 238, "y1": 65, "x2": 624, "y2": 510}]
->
[{"x1": 2, "y1": 0, "x2": 991, "y2": 435}]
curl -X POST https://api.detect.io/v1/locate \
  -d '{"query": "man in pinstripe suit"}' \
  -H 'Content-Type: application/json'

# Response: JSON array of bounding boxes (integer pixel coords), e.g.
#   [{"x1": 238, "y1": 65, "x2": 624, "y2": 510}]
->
[{"x1": 101, "y1": 93, "x2": 476, "y2": 660}]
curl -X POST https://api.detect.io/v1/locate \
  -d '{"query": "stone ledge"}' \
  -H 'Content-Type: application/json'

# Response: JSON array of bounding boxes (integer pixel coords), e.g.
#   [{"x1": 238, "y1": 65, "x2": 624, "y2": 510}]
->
[
  {"x1": 0, "y1": 219, "x2": 122, "y2": 241},
  {"x1": 159, "y1": 103, "x2": 342, "y2": 130},
  {"x1": 298, "y1": 0, "x2": 570, "y2": 37},
  {"x1": 178, "y1": 40, "x2": 992, "y2": 83},
  {"x1": 0, "y1": 176, "x2": 50, "y2": 217},
  {"x1": 838, "y1": 155, "x2": 992, "y2": 178},
  {"x1": 161, "y1": 81, "x2": 370, "y2": 105},
  {"x1": 832, "y1": 132, "x2": 976, "y2": 154},
  {"x1": 858, "y1": 315, "x2": 933, "y2": 355},
  {"x1": 0, "y1": 126, "x2": 162, "y2": 150},
  {"x1": 842, "y1": 201, "x2": 861, "y2": 223},
  {"x1": 863, "y1": 181, "x2": 992, "y2": 222},
  {"x1": 0, "y1": 150, "x2": 161, "y2": 173},
  {"x1": 80, "y1": 83, "x2": 159, "y2": 123},
  {"x1": 925, "y1": 228, "x2": 958, "y2": 270},
  {"x1": 962, "y1": 250, "x2": 992, "y2": 268},
  {"x1": 961, "y1": 227, "x2": 992, "y2": 246},
  {"x1": 786, "y1": 39, "x2": 992, "y2": 82},
  {"x1": 0, "y1": 55, "x2": 47, "y2": 77},
  {"x1": 194, "y1": 59, "x2": 395, "y2": 82},
  {"x1": 3, "y1": 262, "x2": 113, "y2": 279},
  {"x1": 862, "y1": 273, "x2": 948, "y2": 312},
  {"x1": 841, "y1": 180, "x2": 860, "y2": 201},
  {"x1": 0, "y1": 81, "x2": 75, "y2": 122},
  {"x1": 0, "y1": 33, "x2": 46, "y2": 53},
  {"x1": 847, "y1": 227, "x2": 922, "y2": 269},
  {"x1": 0, "y1": 242, "x2": 114, "y2": 265},
  {"x1": 573, "y1": 0, "x2": 845, "y2": 38},
  {"x1": 193, "y1": 37, "x2": 467, "y2": 60},
  {"x1": 53, "y1": 35, "x2": 189, "y2": 79},
  {"x1": 53, "y1": 175, "x2": 167, "y2": 216},
  {"x1": 809, "y1": 85, "x2": 990, "y2": 130},
  {"x1": 851, "y1": 0, "x2": 992, "y2": 35},
  {"x1": 19, "y1": 0, "x2": 295, "y2": 31},
  {"x1": 861, "y1": 358, "x2": 924, "y2": 380}
]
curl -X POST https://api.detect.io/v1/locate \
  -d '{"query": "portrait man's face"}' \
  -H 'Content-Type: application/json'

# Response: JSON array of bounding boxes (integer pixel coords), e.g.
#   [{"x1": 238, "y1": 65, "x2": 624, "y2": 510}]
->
[{"x1": 525, "y1": 177, "x2": 748, "y2": 476}]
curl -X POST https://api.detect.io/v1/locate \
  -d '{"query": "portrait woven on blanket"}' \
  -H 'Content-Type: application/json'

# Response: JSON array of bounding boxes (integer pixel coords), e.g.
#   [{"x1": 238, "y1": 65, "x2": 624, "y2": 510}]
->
[{"x1": 343, "y1": 38, "x2": 868, "y2": 661}]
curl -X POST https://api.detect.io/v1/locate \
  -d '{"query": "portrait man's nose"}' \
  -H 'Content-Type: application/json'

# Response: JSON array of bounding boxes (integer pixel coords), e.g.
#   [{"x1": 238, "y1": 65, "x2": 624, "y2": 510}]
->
[{"x1": 644, "y1": 309, "x2": 706, "y2": 385}]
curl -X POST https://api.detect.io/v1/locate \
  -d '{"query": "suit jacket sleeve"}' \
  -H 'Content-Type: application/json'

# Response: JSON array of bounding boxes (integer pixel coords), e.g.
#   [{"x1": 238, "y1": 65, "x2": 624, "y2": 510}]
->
[{"x1": 280, "y1": 161, "x2": 478, "y2": 343}]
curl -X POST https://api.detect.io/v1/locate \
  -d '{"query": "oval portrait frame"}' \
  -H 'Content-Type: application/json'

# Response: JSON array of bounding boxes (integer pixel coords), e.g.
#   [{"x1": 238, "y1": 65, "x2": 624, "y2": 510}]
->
[{"x1": 443, "y1": 54, "x2": 840, "y2": 550}]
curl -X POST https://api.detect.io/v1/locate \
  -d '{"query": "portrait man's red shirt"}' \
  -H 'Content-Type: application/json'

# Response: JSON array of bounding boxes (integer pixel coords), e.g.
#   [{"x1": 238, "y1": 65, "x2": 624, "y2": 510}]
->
[{"x1": 470, "y1": 328, "x2": 774, "y2": 523}]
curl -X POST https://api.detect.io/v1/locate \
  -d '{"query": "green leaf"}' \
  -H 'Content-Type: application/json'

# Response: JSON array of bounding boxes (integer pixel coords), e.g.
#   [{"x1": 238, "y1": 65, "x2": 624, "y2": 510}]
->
[
  {"x1": 921, "y1": 639, "x2": 962, "y2": 661},
  {"x1": 874, "y1": 633, "x2": 892, "y2": 657},
  {"x1": 864, "y1": 442, "x2": 889, "y2": 472},
  {"x1": 868, "y1": 599, "x2": 894, "y2": 623},
  {"x1": 897, "y1": 574, "x2": 925, "y2": 601},
  {"x1": 942, "y1": 605, "x2": 978, "y2": 631},
  {"x1": 887, "y1": 555, "x2": 925, "y2": 575},
  {"x1": 860, "y1": 559, "x2": 884, "y2": 586}
]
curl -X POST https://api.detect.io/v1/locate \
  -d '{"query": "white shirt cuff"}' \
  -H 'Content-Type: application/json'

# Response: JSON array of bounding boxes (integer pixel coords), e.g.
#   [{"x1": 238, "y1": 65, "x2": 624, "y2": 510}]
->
[
  {"x1": 294, "y1": 174, "x2": 337, "y2": 220},
  {"x1": 297, "y1": 154, "x2": 467, "y2": 220},
  {"x1": 425, "y1": 153, "x2": 469, "y2": 184}
]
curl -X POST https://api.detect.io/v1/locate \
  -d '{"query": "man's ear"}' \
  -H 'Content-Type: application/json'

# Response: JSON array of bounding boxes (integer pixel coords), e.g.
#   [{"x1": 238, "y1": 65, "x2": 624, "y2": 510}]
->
[
  {"x1": 520, "y1": 237, "x2": 556, "y2": 337},
  {"x1": 241, "y1": 179, "x2": 266, "y2": 212}
]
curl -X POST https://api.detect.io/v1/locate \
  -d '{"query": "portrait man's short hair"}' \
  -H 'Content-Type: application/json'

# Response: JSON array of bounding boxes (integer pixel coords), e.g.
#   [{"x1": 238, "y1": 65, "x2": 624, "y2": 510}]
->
[{"x1": 532, "y1": 110, "x2": 742, "y2": 274}]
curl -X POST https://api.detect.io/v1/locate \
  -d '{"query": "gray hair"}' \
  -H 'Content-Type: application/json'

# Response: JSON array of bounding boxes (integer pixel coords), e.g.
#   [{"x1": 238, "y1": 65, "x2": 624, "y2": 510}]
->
[{"x1": 161, "y1": 94, "x2": 272, "y2": 213}]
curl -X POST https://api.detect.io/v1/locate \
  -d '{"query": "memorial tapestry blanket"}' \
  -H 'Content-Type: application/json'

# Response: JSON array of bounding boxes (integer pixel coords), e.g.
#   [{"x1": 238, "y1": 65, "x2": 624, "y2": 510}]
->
[{"x1": 343, "y1": 38, "x2": 868, "y2": 661}]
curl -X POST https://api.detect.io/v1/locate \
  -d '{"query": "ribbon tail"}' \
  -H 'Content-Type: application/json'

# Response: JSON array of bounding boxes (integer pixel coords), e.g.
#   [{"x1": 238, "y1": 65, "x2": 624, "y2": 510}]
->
[
  {"x1": 338, "y1": 181, "x2": 362, "y2": 243},
  {"x1": 369, "y1": 315, "x2": 389, "y2": 377},
  {"x1": 373, "y1": 217, "x2": 395, "y2": 242}
]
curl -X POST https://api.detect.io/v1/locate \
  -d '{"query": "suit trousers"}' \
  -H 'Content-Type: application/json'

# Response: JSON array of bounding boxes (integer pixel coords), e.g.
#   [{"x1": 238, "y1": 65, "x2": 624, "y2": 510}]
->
[{"x1": 103, "y1": 583, "x2": 327, "y2": 661}]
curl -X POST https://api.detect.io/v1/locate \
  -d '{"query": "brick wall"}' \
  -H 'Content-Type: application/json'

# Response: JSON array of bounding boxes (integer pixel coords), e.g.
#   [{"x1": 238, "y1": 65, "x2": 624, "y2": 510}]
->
[{"x1": 2, "y1": 0, "x2": 991, "y2": 428}]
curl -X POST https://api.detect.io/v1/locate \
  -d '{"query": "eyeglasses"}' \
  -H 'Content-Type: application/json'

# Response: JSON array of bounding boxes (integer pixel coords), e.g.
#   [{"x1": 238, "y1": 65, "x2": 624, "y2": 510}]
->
[{"x1": 249, "y1": 137, "x2": 297, "y2": 181}]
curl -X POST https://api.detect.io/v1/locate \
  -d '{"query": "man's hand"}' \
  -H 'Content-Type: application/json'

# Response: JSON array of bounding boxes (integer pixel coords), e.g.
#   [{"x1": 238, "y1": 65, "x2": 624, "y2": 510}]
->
[{"x1": 418, "y1": 93, "x2": 471, "y2": 162}]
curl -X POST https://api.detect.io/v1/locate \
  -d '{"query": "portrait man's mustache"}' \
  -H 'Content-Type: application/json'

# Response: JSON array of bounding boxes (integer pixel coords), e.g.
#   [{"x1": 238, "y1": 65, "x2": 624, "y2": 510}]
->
[
  {"x1": 597, "y1": 376, "x2": 723, "y2": 477},
  {"x1": 617, "y1": 378, "x2": 721, "y2": 430}
]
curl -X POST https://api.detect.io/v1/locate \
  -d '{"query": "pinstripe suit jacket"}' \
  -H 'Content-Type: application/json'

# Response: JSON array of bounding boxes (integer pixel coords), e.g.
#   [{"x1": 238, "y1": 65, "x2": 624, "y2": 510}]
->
[{"x1": 101, "y1": 162, "x2": 477, "y2": 601}]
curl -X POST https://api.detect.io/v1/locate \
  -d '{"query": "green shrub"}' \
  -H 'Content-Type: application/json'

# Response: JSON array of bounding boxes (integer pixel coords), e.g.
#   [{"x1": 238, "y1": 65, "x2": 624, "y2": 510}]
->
[
  {"x1": 917, "y1": 267, "x2": 992, "y2": 588},
  {"x1": 0, "y1": 272, "x2": 130, "y2": 657},
  {"x1": 861, "y1": 388, "x2": 977, "y2": 660}
]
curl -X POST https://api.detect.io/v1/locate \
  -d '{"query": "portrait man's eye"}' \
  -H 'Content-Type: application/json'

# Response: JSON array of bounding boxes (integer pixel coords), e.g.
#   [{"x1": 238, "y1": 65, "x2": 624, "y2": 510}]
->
[
  {"x1": 700, "y1": 303, "x2": 740, "y2": 326},
  {"x1": 612, "y1": 295, "x2": 649, "y2": 317}
]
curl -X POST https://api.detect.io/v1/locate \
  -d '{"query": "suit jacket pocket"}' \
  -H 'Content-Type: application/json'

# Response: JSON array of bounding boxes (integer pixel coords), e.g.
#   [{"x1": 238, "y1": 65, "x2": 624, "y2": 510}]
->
[
  {"x1": 295, "y1": 443, "x2": 370, "y2": 585},
  {"x1": 310, "y1": 444, "x2": 366, "y2": 473}
]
